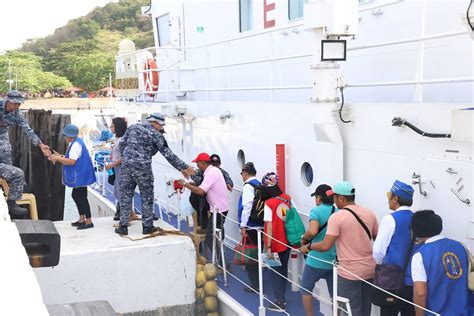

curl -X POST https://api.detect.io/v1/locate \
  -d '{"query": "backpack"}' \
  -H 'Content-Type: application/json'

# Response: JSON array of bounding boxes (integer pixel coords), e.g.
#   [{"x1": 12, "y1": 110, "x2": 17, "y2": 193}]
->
[
  {"x1": 248, "y1": 182, "x2": 265, "y2": 225},
  {"x1": 277, "y1": 196, "x2": 306, "y2": 246}
]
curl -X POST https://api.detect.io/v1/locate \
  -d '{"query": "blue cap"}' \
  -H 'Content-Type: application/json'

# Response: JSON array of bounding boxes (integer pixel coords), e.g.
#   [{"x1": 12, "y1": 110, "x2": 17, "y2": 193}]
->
[
  {"x1": 62, "y1": 124, "x2": 79, "y2": 138},
  {"x1": 5, "y1": 90, "x2": 25, "y2": 104},
  {"x1": 327, "y1": 181, "x2": 355, "y2": 196},
  {"x1": 147, "y1": 112, "x2": 165, "y2": 125},
  {"x1": 390, "y1": 180, "x2": 414, "y2": 201}
]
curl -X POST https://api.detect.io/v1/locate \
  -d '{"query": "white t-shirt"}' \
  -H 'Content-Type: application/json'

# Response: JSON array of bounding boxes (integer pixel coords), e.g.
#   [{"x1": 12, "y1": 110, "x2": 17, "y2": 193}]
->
[
  {"x1": 411, "y1": 235, "x2": 445, "y2": 282},
  {"x1": 68, "y1": 141, "x2": 82, "y2": 160}
]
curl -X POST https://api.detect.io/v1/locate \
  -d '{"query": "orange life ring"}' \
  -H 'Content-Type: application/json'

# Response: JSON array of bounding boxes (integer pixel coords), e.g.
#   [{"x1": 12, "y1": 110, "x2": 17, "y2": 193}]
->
[{"x1": 143, "y1": 58, "x2": 159, "y2": 97}]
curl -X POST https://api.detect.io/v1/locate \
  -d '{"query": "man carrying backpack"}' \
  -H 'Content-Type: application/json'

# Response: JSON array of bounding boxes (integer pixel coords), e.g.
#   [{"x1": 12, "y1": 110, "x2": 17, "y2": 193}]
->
[{"x1": 238, "y1": 162, "x2": 262, "y2": 293}]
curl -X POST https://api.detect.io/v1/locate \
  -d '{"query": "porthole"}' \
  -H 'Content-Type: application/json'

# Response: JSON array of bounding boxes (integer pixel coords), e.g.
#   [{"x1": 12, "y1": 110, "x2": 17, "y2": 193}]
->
[
  {"x1": 301, "y1": 162, "x2": 314, "y2": 187},
  {"x1": 237, "y1": 149, "x2": 246, "y2": 168}
]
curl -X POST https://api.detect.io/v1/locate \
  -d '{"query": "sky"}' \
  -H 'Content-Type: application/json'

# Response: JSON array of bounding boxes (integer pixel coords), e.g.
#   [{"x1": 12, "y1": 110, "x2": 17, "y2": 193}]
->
[{"x1": 0, "y1": 0, "x2": 116, "y2": 52}]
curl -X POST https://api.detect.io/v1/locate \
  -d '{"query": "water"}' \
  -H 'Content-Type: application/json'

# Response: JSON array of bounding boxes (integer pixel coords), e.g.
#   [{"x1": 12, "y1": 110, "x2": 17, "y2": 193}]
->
[{"x1": 63, "y1": 187, "x2": 77, "y2": 221}]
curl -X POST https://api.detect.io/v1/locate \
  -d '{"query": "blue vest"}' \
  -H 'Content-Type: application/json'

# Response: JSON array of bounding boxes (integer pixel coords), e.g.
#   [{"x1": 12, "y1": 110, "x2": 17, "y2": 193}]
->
[
  {"x1": 63, "y1": 138, "x2": 96, "y2": 188},
  {"x1": 417, "y1": 238, "x2": 469, "y2": 315},
  {"x1": 238, "y1": 178, "x2": 260, "y2": 227},
  {"x1": 384, "y1": 210, "x2": 414, "y2": 285}
]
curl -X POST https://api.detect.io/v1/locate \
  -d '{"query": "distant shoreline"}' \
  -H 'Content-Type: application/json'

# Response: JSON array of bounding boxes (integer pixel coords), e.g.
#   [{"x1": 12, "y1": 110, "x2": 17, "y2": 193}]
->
[{"x1": 24, "y1": 97, "x2": 117, "y2": 110}]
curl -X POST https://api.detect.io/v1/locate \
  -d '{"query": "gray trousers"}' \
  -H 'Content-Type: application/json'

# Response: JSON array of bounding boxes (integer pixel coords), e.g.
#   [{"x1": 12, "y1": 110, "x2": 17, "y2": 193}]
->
[
  {"x1": 338, "y1": 275, "x2": 373, "y2": 316},
  {"x1": 119, "y1": 165, "x2": 154, "y2": 228},
  {"x1": 0, "y1": 138, "x2": 23, "y2": 201}
]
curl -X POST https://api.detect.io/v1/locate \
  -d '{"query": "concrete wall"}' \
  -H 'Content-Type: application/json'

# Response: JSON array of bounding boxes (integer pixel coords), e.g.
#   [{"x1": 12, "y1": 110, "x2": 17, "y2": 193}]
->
[{"x1": 34, "y1": 218, "x2": 196, "y2": 314}]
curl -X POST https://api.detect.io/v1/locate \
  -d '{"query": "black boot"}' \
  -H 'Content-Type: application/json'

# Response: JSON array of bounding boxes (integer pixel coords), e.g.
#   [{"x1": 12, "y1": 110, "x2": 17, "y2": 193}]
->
[
  {"x1": 7, "y1": 200, "x2": 28, "y2": 217},
  {"x1": 114, "y1": 225, "x2": 128, "y2": 236},
  {"x1": 143, "y1": 225, "x2": 162, "y2": 235},
  {"x1": 113, "y1": 204, "x2": 120, "y2": 221}
]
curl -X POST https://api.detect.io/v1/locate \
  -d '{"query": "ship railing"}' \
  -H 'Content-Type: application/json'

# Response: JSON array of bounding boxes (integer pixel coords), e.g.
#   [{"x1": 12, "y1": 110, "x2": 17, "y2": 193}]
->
[
  {"x1": 132, "y1": 24, "x2": 472, "y2": 103},
  {"x1": 208, "y1": 207, "x2": 440, "y2": 316}
]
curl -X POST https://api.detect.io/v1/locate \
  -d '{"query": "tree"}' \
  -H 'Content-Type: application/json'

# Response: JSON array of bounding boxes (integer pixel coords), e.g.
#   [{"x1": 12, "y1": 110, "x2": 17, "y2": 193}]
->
[{"x1": 0, "y1": 51, "x2": 71, "y2": 93}]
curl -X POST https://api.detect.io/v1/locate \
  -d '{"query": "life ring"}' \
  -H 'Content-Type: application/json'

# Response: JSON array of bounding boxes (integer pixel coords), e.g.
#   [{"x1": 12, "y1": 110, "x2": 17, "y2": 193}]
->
[{"x1": 143, "y1": 58, "x2": 159, "y2": 97}]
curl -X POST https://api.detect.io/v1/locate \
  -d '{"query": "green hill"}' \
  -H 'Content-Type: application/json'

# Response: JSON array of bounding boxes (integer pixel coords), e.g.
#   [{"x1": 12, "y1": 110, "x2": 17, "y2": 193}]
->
[{"x1": 18, "y1": 0, "x2": 154, "y2": 92}]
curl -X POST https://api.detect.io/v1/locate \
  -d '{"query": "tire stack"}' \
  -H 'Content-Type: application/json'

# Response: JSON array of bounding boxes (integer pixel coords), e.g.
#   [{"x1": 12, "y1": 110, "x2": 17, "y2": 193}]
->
[{"x1": 195, "y1": 263, "x2": 218, "y2": 316}]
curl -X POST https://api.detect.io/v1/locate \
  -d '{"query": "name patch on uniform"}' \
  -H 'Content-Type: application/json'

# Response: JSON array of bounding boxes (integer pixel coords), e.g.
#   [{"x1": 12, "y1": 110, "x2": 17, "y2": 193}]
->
[{"x1": 442, "y1": 252, "x2": 463, "y2": 279}]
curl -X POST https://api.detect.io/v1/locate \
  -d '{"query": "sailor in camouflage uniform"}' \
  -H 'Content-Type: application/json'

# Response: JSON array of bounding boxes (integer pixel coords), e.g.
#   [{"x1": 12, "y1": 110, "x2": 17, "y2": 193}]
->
[
  {"x1": 115, "y1": 113, "x2": 195, "y2": 235},
  {"x1": 0, "y1": 91, "x2": 51, "y2": 216}
]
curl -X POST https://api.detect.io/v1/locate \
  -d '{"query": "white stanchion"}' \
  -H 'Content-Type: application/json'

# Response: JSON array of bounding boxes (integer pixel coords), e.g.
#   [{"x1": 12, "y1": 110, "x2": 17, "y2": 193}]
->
[
  {"x1": 290, "y1": 247, "x2": 299, "y2": 291},
  {"x1": 333, "y1": 265, "x2": 338, "y2": 316},
  {"x1": 219, "y1": 229, "x2": 228, "y2": 286},
  {"x1": 257, "y1": 229, "x2": 266, "y2": 316},
  {"x1": 102, "y1": 156, "x2": 107, "y2": 196},
  {"x1": 176, "y1": 190, "x2": 181, "y2": 230},
  {"x1": 212, "y1": 206, "x2": 217, "y2": 265}
]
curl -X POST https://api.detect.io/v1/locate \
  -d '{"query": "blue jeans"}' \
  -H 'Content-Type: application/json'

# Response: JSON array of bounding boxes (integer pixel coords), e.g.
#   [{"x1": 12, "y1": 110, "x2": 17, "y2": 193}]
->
[
  {"x1": 271, "y1": 248, "x2": 291, "y2": 302},
  {"x1": 300, "y1": 264, "x2": 333, "y2": 297}
]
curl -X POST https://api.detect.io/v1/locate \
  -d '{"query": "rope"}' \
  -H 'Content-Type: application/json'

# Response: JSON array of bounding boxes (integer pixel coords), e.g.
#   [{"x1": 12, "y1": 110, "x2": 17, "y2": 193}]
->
[
  {"x1": 216, "y1": 211, "x2": 439, "y2": 315},
  {"x1": 121, "y1": 227, "x2": 188, "y2": 241},
  {"x1": 214, "y1": 260, "x2": 290, "y2": 315},
  {"x1": 258, "y1": 229, "x2": 440, "y2": 315},
  {"x1": 216, "y1": 236, "x2": 346, "y2": 313}
]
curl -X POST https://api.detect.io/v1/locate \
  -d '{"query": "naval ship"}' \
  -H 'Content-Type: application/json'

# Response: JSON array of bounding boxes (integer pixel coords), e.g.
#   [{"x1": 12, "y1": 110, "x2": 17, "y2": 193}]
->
[{"x1": 1, "y1": 0, "x2": 472, "y2": 315}]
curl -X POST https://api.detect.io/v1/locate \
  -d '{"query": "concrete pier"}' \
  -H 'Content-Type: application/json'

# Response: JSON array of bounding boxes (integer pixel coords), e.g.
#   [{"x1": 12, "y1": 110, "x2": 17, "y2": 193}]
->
[{"x1": 34, "y1": 217, "x2": 196, "y2": 315}]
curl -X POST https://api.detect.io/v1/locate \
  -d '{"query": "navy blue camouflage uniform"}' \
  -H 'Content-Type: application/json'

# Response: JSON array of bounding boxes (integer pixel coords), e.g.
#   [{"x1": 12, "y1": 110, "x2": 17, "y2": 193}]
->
[
  {"x1": 119, "y1": 122, "x2": 189, "y2": 228},
  {"x1": 0, "y1": 97, "x2": 42, "y2": 201}
]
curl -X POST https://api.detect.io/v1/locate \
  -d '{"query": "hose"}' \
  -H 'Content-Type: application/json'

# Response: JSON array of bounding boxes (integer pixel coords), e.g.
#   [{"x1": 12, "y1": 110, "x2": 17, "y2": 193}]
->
[{"x1": 391, "y1": 117, "x2": 451, "y2": 138}]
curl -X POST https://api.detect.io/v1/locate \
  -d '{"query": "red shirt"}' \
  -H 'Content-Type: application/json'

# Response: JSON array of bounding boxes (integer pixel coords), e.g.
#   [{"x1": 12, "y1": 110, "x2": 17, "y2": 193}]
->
[{"x1": 263, "y1": 193, "x2": 290, "y2": 253}]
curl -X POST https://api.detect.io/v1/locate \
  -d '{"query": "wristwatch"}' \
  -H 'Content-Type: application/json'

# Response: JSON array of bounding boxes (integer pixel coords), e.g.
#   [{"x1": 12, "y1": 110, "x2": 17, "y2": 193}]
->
[{"x1": 301, "y1": 234, "x2": 308, "y2": 242}]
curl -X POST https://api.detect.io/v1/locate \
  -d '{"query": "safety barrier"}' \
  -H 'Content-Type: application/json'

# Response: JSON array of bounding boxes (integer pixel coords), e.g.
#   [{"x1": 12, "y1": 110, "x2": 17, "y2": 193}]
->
[{"x1": 208, "y1": 206, "x2": 440, "y2": 316}]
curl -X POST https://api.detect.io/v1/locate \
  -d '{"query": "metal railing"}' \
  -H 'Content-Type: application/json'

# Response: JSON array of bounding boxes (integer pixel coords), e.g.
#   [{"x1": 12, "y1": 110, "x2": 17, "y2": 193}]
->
[
  {"x1": 124, "y1": 0, "x2": 473, "y2": 103},
  {"x1": 208, "y1": 209, "x2": 441, "y2": 316}
]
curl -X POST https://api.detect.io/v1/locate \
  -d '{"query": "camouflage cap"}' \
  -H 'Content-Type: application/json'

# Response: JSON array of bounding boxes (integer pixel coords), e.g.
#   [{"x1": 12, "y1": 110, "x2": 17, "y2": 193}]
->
[
  {"x1": 5, "y1": 90, "x2": 25, "y2": 104},
  {"x1": 147, "y1": 112, "x2": 165, "y2": 125}
]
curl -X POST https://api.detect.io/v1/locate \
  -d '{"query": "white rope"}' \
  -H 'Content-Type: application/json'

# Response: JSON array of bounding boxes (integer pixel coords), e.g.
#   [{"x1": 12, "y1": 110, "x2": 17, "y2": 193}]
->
[
  {"x1": 258, "y1": 229, "x2": 440, "y2": 316},
  {"x1": 216, "y1": 213, "x2": 347, "y2": 313},
  {"x1": 214, "y1": 260, "x2": 290, "y2": 315},
  {"x1": 216, "y1": 211, "x2": 439, "y2": 316},
  {"x1": 217, "y1": 237, "x2": 346, "y2": 313}
]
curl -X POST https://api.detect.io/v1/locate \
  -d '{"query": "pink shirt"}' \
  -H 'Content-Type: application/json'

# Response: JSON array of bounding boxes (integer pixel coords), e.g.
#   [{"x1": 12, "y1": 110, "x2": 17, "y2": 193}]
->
[
  {"x1": 199, "y1": 165, "x2": 229, "y2": 213},
  {"x1": 326, "y1": 204, "x2": 379, "y2": 280}
]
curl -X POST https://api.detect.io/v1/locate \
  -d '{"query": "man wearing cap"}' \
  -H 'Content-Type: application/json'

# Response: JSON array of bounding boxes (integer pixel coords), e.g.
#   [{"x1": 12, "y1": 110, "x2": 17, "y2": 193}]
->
[
  {"x1": 179, "y1": 152, "x2": 229, "y2": 266},
  {"x1": 0, "y1": 90, "x2": 51, "y2": 160},
  {"x1": 373, "y1": 180, "x2": 416, "y2": 316},
  {"x1": 210, "y1": 154, "x2": 233, "y2": 191},
  {"x1": 308, "y1": 181, "x2": 378, "y2": 316},
  {"x1": 410, "y1": 210, "x2": 470, "y2": 315},
  {"x1": 238, "y1": 162, "x2": 261, "y2": 292},
  {"x1": 0, "y1": 90, "x2": 51, "y2": 216},
  {"x1": 188, "y1": 153, "x2": 233, "y2": 231},
  {"x1": 115, "y1": 113, "x2": 195, "y2": 235}
]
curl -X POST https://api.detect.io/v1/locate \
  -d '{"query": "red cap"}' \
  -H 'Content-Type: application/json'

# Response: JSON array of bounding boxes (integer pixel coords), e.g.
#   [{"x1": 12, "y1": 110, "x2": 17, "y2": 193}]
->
[{"x1": 192, "y1": 152, "x2": 211, "y2": 162}]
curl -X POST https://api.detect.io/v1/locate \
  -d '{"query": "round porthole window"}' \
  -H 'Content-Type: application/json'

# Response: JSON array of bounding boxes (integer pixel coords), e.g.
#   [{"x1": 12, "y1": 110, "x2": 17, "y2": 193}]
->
[
  {"x1": 237, "y1": 149, "x2": 246, "y2": 168},
  {"x1": 301, "y1": 162, "x2": 314, "y2": 187}
]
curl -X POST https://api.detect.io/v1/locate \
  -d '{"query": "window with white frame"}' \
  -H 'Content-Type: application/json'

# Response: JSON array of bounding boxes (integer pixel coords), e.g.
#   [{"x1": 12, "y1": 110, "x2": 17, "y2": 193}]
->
[
  {"x1": 239, "y1": 0, "x2": 253, "y2": 32},
  {"x1": 156, "y1": 14, "x2": 171, "y2": 46},
  {"x1": 288, "y1": 0, "x2": 308, "y2": 20}
]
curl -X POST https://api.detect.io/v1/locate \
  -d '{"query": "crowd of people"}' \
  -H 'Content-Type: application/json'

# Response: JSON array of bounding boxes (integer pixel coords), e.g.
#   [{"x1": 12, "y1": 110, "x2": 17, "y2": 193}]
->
[{"x1": 1, "y1": 90, "x2": 472, "y2": 315}]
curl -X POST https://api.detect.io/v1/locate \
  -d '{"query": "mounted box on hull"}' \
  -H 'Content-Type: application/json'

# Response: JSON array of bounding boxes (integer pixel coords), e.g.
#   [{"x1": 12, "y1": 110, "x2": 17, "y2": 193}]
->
[{"x1": 451, "y1": 108, "x2": 474, "y2": 143}]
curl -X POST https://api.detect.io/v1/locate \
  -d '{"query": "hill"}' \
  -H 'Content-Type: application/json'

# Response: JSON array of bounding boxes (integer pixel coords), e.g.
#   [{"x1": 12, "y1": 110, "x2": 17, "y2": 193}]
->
[{"x1": 20, "y1": 0, "x2": 154, "y2": 92}]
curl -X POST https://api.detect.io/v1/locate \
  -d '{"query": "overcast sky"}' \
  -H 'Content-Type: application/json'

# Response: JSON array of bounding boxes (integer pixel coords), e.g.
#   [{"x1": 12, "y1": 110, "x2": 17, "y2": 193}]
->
[{"x1": 0, "y1": 0, "x2": 115, "y2": 52}]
